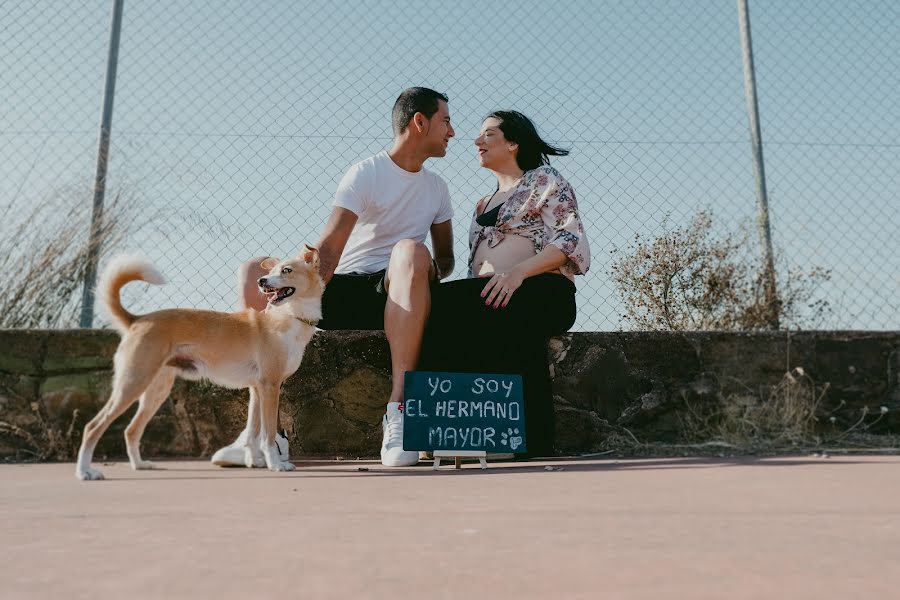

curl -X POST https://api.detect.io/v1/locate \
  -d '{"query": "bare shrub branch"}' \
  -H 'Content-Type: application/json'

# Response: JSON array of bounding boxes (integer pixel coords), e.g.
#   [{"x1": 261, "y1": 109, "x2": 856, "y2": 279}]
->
[{"x1": 611, "y1": 211, "x2": 831, "y2": 331}]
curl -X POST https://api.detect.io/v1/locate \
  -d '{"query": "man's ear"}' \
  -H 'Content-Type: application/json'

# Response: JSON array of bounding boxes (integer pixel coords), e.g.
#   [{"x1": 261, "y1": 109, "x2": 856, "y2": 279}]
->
[
  {"x1": 413, "y1": 112, "x2": 428, "y2": 133},
  {"x1": 260, "y1": 257, "x2": 280, "y2": 271},
  {"x1": 300, "y1": 244, "x2": 319, "y2": 266}
]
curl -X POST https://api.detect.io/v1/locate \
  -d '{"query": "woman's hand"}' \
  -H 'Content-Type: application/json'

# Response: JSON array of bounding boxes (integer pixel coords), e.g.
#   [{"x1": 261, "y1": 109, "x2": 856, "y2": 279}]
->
[{"x1": 481, "y1": 266, "x2": 526, "y2": 309}]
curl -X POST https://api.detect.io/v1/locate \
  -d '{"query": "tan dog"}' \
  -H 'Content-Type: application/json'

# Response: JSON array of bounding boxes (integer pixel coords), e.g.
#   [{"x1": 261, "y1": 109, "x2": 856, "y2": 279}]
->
[{"x1": 75, "y1": 247, "x2": 324, "y2": 480}]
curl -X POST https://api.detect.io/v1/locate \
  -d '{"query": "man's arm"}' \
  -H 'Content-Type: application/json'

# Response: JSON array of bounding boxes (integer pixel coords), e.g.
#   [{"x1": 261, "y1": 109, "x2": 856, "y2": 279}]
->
[
  {"x1": 430, "y1": 220, "x2": 455, "y2": 280},
  {"x1": 315, "y1": 207, "x2": 358, "y2": 283}
]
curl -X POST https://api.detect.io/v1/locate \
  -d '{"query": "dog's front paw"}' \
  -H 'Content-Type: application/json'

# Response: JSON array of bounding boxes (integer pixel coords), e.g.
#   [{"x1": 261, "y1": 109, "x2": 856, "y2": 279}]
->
[
  {"x1": 76, "y1": 467, "x2": 105, "y2": 481},
  {"x1": 131, "y1": 460, "x2": 162, "y2": 471},
  {"x1": 268, "y1": 460, "x2": 296, "y2": 472},
  {"x1": 244, "y1": 447, "x2": 266, "y2": 468}
]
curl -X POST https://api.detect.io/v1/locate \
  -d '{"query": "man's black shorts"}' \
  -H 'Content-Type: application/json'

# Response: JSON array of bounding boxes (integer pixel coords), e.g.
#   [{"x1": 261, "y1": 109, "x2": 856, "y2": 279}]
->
[
  {"x1": 319, "y1": 260, "x2": 439, "y2": 330},
  {"x1": 318, "y1": 271, "x2": 388, "y2": 330}
]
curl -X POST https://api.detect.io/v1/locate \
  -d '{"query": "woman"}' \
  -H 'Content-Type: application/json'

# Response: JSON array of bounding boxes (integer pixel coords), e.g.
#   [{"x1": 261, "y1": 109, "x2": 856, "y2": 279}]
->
[{"x1": 421, "y1": 110, "x2": 590, "y2": 456}]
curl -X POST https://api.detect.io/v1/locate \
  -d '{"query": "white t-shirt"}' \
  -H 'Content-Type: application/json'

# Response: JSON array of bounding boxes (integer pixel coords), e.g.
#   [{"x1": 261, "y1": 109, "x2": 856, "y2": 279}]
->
[{"x1": 332, "y1": 151, "x2": 453, "y2": 274}]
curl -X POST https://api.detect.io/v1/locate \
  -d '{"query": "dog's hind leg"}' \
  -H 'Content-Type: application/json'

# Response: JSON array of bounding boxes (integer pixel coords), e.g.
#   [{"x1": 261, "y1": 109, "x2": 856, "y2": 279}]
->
[
  {"x1": 125, "y1": 367, "x2": 176, "y2": 471},
  {"x1": 258, "y1": 381, "x2": 294, "y2": 472},
  {"x1": 75, "y1": 362, "x2": 158, "y2": 481}
]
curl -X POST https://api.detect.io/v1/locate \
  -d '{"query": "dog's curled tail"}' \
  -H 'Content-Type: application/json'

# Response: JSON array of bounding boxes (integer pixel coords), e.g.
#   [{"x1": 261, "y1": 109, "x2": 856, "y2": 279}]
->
[{"x1": 96, "y1": 254, "x2": 166, "y2": 333}]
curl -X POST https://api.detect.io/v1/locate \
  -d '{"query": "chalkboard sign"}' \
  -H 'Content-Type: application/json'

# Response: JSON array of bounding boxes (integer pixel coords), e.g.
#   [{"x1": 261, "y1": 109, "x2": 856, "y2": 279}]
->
[{"x1": 403, "y1": 371, "x2": 526, "y2": 453}]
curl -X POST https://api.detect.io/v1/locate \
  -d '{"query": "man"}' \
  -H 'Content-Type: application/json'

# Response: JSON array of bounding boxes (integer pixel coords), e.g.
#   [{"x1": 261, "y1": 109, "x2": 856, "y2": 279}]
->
[{"x1": 212, "y1": 87, "x2": 455, "y2": 467}]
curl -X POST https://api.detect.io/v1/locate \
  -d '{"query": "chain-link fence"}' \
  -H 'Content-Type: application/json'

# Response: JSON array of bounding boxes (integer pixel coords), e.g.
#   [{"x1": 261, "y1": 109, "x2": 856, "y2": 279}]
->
[{"x1": 2, "y1": 0, "x2": 897, "y2": 331}]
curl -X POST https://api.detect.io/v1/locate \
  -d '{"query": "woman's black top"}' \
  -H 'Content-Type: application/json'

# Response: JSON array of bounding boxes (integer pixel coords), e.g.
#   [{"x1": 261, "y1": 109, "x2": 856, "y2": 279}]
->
[{"x1": 475, "y1": 203, "x2": 502, "y2": 227}]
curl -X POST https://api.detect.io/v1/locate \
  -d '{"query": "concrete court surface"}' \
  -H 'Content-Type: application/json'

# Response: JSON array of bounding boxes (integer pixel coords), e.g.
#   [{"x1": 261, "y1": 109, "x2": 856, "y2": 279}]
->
[{"x1": 1, "y1": 455, "x2": 898, "y2": 600}]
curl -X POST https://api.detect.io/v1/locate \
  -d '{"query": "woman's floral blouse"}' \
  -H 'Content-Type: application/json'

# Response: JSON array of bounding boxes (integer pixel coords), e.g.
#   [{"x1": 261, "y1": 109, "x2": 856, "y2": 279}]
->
[{"x1": 468, "y1": 165, "x2": 591, "y2": 279}]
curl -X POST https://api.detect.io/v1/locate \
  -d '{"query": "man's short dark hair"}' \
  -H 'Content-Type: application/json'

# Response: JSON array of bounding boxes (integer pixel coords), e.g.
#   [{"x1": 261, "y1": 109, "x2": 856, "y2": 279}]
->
[{"x1": 392, "y1": 87, "x2": 449, "y2": 134}]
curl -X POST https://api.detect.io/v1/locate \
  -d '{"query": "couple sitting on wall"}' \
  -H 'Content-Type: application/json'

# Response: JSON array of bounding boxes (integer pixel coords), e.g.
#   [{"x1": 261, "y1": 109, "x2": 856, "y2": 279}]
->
[{"x1": 213, "y1": 87, "x2": 591, "y2": 468}]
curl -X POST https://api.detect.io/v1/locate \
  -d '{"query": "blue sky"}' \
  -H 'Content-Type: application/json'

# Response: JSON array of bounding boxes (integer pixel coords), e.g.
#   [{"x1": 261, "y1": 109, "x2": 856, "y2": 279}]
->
[{"x1": 2, "y1": 0, "x2": 897, "y2": 329}]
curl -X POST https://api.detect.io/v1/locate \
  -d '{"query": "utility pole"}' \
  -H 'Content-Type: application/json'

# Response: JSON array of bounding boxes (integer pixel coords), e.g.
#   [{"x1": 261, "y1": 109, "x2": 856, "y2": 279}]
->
[
  {"x1": 737, "y1": 0, "x2": 780, "y2": 329},
  {"x1": 79, "y1": 0, "x2": 124, "y2": 328}
]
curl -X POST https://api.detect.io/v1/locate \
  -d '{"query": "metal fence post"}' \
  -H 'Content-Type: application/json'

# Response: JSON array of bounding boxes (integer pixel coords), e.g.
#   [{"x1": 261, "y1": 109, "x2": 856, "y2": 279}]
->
[
  {"x1": 737, "y1": 0, "x2": 780, "y2": 329},
  {"x1": 79, "y1": 0, "x2": 124, "y2": 328}
]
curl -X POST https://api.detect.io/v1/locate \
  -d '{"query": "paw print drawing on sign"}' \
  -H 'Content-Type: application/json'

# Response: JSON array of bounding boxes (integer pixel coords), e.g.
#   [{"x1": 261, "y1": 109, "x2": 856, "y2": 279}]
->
[{"x1": 500, "y1": 428, "x2": 523, "y2": 451}]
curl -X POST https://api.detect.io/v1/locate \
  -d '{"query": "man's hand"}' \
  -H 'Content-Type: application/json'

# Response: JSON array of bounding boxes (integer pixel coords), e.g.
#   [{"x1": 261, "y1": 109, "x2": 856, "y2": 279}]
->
[{"x1": 430, "y1": 220, "x2": 455, "y2": 280}]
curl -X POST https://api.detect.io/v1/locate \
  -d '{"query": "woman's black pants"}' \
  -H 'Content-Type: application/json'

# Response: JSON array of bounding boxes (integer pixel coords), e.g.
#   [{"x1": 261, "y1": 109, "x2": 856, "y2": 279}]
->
[{"x1": 418, "y1": 274, "x2": 576, "y2": 457}]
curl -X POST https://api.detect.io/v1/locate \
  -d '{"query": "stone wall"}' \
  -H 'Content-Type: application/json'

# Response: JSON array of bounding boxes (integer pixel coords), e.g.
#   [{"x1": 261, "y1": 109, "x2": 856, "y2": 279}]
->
[{"x1": 1, "y1": 329, "x2": 898, "y2": 461}]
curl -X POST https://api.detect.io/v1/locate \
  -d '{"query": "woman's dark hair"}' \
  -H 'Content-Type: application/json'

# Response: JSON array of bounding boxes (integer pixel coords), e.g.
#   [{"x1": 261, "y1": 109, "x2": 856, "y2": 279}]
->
[
  {"x1": 392, "y1": 87, "x2": 449, "y2": 134},
  {"x1": 486, "y1": 110, "x2": 569, "y2": 171}
]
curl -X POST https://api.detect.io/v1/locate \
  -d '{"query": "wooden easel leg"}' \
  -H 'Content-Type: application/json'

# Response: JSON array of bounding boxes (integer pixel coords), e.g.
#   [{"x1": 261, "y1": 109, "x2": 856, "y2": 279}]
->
[{"x1": 432, "y1": 451, "x2": 488, "y2": 471}]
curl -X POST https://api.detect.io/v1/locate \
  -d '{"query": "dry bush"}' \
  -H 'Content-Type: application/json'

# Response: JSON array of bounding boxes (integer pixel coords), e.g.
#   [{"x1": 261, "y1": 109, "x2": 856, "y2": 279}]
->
[
  {"x1": 0, "y1": 186, "x2": 139, "y2": 329},
  {"x1": 611, "y1": 211, "x2": 831, "y2": 331}
]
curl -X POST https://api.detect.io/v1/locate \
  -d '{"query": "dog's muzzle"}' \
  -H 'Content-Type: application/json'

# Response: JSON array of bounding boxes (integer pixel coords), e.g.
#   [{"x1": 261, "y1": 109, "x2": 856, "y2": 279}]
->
[{"x1": 258, "y1": 277, "x2": 296, "y2": 305}]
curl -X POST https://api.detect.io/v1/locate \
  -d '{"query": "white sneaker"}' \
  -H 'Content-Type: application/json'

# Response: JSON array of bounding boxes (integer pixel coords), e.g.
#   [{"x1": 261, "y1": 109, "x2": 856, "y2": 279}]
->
[
  {"x1": 274, "y1": 430, "x2": 290, "y2": 461},
  {"x1": 211, "y1": 429, "x2": 289, "y2": 467},
  {"x1": 381, "y1": 402, "x2": 419, "y2": 467}
]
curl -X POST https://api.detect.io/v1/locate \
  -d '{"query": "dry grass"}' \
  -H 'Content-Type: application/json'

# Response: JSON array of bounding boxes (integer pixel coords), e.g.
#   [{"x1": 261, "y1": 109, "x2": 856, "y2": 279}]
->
[
  {"x1": 681, "y1": 368, "x2": 827, "y2": 448},
  {"x1": 0, "y1": 187, "x2": 138, "y2": 329},
  {"x1": 0, "y1": 411, "x2": 82, "y2": 462},
  {"x1": 0, "y1": 379, "x2": 85, "y2": 461},
  {"x1": 678, "y1": 367, "x2": 891, "y2": 452}
]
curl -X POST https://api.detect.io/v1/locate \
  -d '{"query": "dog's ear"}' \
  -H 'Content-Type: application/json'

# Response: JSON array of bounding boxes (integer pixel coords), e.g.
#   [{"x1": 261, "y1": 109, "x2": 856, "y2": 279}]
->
[
  {"x1": 300, "y1": 244, "x2": 319, "y2": 267},
  {"x1": 259, "y1": 257, "x2": 280, "y2": 271}
]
